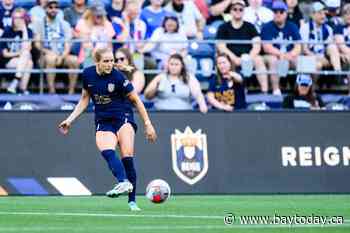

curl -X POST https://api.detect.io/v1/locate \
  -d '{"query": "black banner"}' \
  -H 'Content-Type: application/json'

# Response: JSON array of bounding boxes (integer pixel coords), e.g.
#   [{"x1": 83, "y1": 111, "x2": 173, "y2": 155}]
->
[{"x1": 0, "y1": 111, "x2": 349, "y2": 195}]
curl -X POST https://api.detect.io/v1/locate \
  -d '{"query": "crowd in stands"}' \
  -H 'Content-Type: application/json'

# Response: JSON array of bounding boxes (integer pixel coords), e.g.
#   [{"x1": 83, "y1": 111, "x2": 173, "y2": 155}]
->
[{"x1": 0, "y1": 0, "x2": 350, "y2": 111}]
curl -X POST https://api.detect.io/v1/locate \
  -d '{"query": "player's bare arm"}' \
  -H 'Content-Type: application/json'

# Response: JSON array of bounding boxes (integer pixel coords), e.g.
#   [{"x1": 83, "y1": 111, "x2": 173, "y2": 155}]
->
[
  {"x1": 127, "y1": 91, "x2": 157, "y2": 143},
  {"x1": 58, "y1": 89, "x2": 90, "y2": 135}
]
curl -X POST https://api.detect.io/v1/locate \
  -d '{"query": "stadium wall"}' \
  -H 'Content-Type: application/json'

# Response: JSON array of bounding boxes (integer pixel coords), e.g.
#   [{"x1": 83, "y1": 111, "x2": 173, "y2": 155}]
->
[{"x1": 0, "y1": 111, "x2": 349, "y2": 195}]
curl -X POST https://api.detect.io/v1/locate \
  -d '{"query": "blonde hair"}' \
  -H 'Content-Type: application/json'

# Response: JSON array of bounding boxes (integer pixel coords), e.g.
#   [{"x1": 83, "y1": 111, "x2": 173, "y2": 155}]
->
[
  {"x1": 81, "y1": 9, "x2": 108, "y2": 27},
  {"x1": 94, "y1": 47, "x2": 112, "y2": 62}
]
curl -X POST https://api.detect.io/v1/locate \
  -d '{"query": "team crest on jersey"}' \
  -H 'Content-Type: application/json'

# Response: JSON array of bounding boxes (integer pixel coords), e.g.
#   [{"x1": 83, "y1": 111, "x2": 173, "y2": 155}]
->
[
  {"x1": 107, "y1": 83, "x2": 115, "y2": 92},
  {"x1": 171, "y1": 127, "x2": 208, "y2": 185}
]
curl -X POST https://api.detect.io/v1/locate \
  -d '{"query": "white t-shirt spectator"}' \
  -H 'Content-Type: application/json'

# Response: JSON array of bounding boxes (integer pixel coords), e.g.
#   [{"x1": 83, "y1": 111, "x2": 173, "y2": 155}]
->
[
  {"x1": 149, "y1": 27, "x2": 188, "y2": 61},
  {"x1": 165, "y1": 1, "x2": 203, "y2": 37}
]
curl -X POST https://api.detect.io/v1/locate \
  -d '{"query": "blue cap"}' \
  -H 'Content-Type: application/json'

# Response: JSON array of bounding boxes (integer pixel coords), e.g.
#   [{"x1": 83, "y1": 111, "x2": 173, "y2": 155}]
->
[
  {"x1": 296, "y1": 74, "x2": 312, "y2": 86},
  {"x1": 272, "y1": 1, "x2": 288, "y2": 11}
]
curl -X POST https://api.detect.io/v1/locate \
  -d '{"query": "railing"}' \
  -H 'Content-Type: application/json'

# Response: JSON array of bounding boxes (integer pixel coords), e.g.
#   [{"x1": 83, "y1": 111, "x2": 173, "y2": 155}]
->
[{"x1": 1, "y1": 38, "x2": 350, "y2": 93}]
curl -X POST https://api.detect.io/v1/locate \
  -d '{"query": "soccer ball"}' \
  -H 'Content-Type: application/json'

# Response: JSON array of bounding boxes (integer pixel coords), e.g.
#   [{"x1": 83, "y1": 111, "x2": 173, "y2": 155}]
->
[{"x1": 146, "y1": 179, "x2": 171, "y2": 203}]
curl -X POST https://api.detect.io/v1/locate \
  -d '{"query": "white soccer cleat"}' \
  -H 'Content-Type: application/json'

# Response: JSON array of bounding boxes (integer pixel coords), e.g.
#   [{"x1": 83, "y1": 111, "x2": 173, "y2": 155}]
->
[
  {"x1": 128, "y1": 201, "x2": 141, "y2": 211},
  {"x1": 106, "y1": 181, "x2": 133, "y2": 198}
]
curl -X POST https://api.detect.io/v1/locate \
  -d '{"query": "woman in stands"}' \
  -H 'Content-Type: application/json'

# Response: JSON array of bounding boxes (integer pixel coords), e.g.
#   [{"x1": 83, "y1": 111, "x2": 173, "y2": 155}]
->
[
  {"x1": 144, "y1": 53, "x2": 208, "y2": 112},
  {"x1": 1, "y1": 8, "x2": 33, "y2": 94},
  {"x1": 75, "y1": 3, "x2": 115, "y2": 67},
  {"x1": 115, "y1": 48, "x2": 145, "y2": 94},
  {"x1": 283, "y1": 74, "x2": 324, "y2": 110},
  {"x1": 206, "y1": 53, "x2": 246, "y2": 111}
]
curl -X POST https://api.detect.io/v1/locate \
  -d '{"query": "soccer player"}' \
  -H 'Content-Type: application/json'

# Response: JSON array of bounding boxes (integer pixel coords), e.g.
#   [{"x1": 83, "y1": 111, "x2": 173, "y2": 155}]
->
[{"x1": 58, "y1": 47, "x2": 157, "y2": 211}]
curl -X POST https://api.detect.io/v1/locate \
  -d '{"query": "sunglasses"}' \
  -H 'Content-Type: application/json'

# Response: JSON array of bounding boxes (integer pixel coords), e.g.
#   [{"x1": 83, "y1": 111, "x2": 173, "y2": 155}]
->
[
  {"x1": 115, "y1": 57, "x2": 126, "y2": 62},
  {"x1": 273, "y1": 9, "x2": 286, "y2": 14},
  {"x1": 232, "y1": 7, "x2": 244, "y2": 12}
]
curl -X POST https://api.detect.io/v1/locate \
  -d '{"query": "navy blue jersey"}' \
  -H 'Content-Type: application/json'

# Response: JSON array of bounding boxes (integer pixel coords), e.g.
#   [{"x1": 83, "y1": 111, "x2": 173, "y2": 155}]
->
[
  {"x1": 334, "y1": 24, "x2": 350, "y2": 47},
  {"x1": 208, "y1": 78, "x2": 247, "y2": 110},
  {"x1": 0, "y1": 5, "x2": 15, "y2": 28},
  {"x1": 0, "y1": 27, "x2": 33, "y2": 55},
  {"x1": 261, "y1": 21, "x2": 301, "y2": 52},
  {"x1": 82, "y1": 66, "x2": 134, "y2": 122}
]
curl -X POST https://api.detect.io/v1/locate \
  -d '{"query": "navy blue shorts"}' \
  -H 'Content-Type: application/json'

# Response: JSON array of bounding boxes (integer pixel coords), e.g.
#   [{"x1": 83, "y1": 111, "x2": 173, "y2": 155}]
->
[{"x1": 95, "y1": 118, "x2": 137, "y2": 134}]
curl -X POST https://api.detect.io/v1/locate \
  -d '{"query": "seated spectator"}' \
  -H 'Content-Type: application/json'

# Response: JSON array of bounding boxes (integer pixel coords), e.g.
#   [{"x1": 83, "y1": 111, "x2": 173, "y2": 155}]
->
[
  {"x1": 29, "y1": 0, "x2": 64, "y2": 25},
  {"x1": 63, "y1": 0, "x2": 87, "y2": 57},
  {"x1": 33, "y1": 0, "x2": 79, "y2": 94},
  {"x1": 208, "y1": 0, "x2": 231, "y2": 24},
  {"x1": 76, "y1": 3, "x2": 115, "y2": 67},
  {"x1": 0, "y1": 0, "x2": 16, "y2": 35},
  {"x1": 144, "y1": 53, "x2": 208, "y2": 112},
  {"x1": 261, "y1": 1, "x2": 301, "y2": 95},
  {"x1": 115, "y1": 47, "x2": 145, "y2": 94},
  {"x1": 139, "y1": 15, "x2": 188, "y2": 68},
  {"x1": 217, "y1": 0, "x2": 268, "y2": 93},
  {"x1": 283, "y1": 74, "x2": 324, "y2": 109},
  {"x1": 243, "y1": 0, "x2": 274, "y2": 33},
  {"x1": 63, "y1": 0, "x2": 87, "y2": 29},
  {"x1": 207, "y1": 53, "x2": 246, "y2": 111},
  {"x1": 300, "y1": 2, "x2": 341, "y2": 72},
  {"x1": 140, "y1": 0, "x2": 169, "y2": 39},
  {"x1": 1, "y1": 8, "x2": 33, "y2": 94},
  {"x1": 325, "y1": 0, "x2": 342, "y2": 30},
  {"x1": 286, "y1": 0, "x2": 304, "y2": 27},
  {"x1": 165, "y1": 0, "x2": 205, "y2": 39},
  {"x1": 121, "y1": 0, "x2": 146, "y2": 53},
  {"x1": 335, "y1": 3, "x2": 350, "y2": 94},
  {"x1": 106, "y1": 0, "x2": 125, "y2": 22}
]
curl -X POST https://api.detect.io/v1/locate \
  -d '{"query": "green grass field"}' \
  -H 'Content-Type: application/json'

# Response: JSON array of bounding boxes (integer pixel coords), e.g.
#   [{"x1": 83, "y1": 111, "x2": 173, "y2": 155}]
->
[{"x1": 0, "y1": 195, "x2": 349, "y2": 233}]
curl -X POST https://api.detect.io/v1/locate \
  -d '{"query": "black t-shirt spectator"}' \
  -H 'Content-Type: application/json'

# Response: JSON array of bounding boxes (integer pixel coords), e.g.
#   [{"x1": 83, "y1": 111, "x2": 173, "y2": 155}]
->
[
  {"x1": 216, "y1": 21, "x2": 258, "y2": 57},
  {"x1": 287, "y1": 6, "x2": 303, "y2": 28}
]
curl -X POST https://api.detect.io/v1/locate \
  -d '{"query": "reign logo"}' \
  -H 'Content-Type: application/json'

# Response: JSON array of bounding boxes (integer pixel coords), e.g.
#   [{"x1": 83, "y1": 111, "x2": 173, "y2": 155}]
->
[{"x1": 171, "y1": 127, "x2": 208, "y2": 185}]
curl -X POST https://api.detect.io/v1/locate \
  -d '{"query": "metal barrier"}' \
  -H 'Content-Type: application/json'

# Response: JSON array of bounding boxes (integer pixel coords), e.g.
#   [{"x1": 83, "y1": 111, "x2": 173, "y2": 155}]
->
[{"x1": 1, "y1": 38, "x2": 350, "y2": 93}]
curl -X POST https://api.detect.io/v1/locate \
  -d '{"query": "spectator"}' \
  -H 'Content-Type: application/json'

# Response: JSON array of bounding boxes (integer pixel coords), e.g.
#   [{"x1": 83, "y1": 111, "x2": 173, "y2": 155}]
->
[
  {"x1": 106, "y1": 0, "x2": 125, "y2": 22},
  {"x1": 64, "y1": 0, "x2": 87, "y2": 29},
  {"x1": 217, "y1": 0, "x2": 268, "y2": 93},
  {"x1": 335, "y1": 3, "x2": 350, "y2": 94},
  {"x1": 0, "y1": 0, "x2": 16, "y2": 34},
  {"x1": 76, "y1": 3, "x2": 115, "y2": 67},
  {"x1": 140, "y1": 0, "x2": 169, "y2": 39},
  {"x1": 144, "y1": 53, "x2": 208, "y2": 112},
  {"x1": 243, "y1": 0, "x2": 274, "y2": 33},
  {"x1": 33, "y1": 0, "x2": 79, "y2": 94},
  {"x1": 1, "y1": 8, "x2": 33, "y2": 94},
  {"x1": 165, "y1": 0, "x2": 205, "y2": 39},
  {"x1": 324, "y1": 0, "x2": 342, "y2": 30},
  {"x1": 286, "y1": 0, "x2": 304, "y2": 27},
  {"x1": 139, "y1": 15, "x2": 188, "y2": 68},
  {"x1": 299, "y1": 2, "x2": 341, "y2": 72},
  {"x1": 283, "y1": 74, "x2": 324, "y2": 109},
  {"x1": 29, "y1": 0, "x2": 64, "y2": 25},
  {"x1": 207, "y1": 53, "x2": 246, "y2": 111},
  {"x1": 208, "y1": 0, "x2": 231, "y2": 24},
  {"x1": 121, "y1": 0, "x2": 146, "y2": 53},
  {"x1": 115, "y1": 47, "x2": 145, "y2": 94},
  {"x1": 261, "y1": 1, "x2": 301, "y2": 95}
]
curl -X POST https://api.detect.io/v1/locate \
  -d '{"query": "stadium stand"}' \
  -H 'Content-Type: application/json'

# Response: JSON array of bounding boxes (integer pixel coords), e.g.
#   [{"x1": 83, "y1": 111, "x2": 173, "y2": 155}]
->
[{"x1": 0, "y1": 0, "x2": 350, "y2": 110}]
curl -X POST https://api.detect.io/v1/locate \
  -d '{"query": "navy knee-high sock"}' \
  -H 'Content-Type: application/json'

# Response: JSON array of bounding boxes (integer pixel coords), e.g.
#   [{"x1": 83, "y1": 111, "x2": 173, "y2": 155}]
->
[
  {"x1": 122, "y1": 157, "x2": 136, "y2": 203},
  {"x1": 101, "y1": 150, "x2": 127, "y2": 183}
]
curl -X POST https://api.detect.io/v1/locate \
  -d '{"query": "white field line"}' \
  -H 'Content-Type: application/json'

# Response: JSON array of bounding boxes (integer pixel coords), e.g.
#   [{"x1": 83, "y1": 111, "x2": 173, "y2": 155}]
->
[
  {"x1": 0, "y1": 224, "x2": 349, "y2": 232},
  {"x1": 0, "y1": 211, "x2": 348, "y2": 223}
]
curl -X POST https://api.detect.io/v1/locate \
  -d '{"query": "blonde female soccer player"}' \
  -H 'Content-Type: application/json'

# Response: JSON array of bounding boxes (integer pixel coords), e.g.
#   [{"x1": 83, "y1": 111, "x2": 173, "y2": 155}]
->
[{"x1": 59, "y1": 48, "x2": 157, "y2": 211}]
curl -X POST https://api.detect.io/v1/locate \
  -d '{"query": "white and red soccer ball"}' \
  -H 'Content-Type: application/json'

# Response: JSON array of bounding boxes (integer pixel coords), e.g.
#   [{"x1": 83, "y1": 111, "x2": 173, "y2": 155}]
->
[{"x1": 146, "y1": 179, "x2": 171, "y2": 203}]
